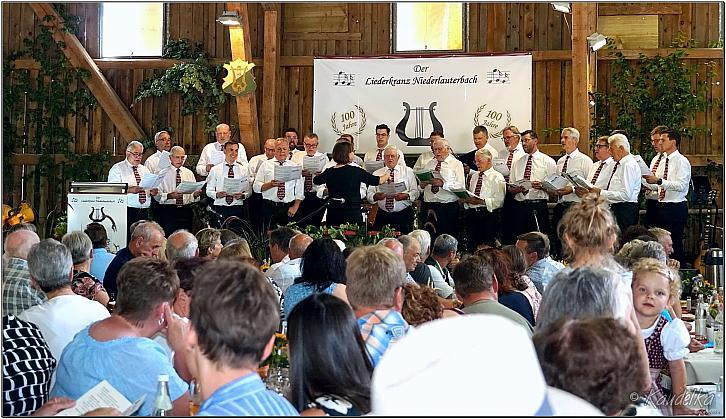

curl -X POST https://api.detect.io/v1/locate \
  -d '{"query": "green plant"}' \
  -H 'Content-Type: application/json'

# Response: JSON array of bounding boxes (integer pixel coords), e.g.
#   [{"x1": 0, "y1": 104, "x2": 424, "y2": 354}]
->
[
  {"x1": 591, "y1": 46, "x2": 718, "y2": 161},
  {"x1": 290, "y1": 222, "x2": 399, "y2": 249},
  {"x1": 134, "y1": 38, "x2": 226, "y2": 133}
]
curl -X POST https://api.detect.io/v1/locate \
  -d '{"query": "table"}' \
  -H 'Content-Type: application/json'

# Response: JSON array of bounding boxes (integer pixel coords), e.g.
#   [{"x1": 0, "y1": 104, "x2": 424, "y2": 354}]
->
[{"x1": 684, "y1": 348, "x2": 724, "y2": 385}]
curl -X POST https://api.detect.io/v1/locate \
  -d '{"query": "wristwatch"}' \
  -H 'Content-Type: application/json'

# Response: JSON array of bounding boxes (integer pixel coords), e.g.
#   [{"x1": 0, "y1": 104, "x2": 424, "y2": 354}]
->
[{"x1": 657, "y1": 178, "x2": 663, "y2": 185}]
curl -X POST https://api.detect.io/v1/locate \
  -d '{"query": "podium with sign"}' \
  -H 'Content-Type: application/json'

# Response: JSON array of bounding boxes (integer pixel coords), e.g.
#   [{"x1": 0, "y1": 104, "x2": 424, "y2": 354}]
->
[{"x1": 68, "y1": 182, "x2": 128, "y2": 254}]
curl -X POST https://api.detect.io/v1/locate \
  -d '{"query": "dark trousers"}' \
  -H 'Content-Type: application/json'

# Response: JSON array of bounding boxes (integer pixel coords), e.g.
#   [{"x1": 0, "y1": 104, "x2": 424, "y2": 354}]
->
[
  {"x1": 551, "y1": 202, "x2": 574, "y2": 259},
  {"x1": 247, "y1": 193, "x2": 265, "y2": 231},
  {"x1": 157, "y1": 204, "x2": 193, "y2": 237},
  {"x1": 465, "y1": 207, "x2": 499, "y2": 251},
  {"x1": 423, "y1": 201, "x2": 460, "y2": 242},
  {"x1": 296, "y1": 192, "x2": 325, "y2": 227},
  {"x1": 372, "y1": 205, "x2": 414, "y2": 234},
  {"x1": 500, "y1": 193, "x2": 517, "y2": 245},
  {"x1": 512, "y1": 200, "x2": 551, "y2": 239},
  {"x1": 211, "y1": 204, "x2": 245, "y2": 229},
  {"x1": 127, "y1": 207, "x2": 151, "y2": 241},
  {"x1": 654, "y1": 201, "x2": 688, "y2": 264},
  {"x1": 262, "y1": 200, "x2": 293, "y2": 232},
  {"x1": 327, "y1": 206, "x2": 363, "y2": 226},
  {"x1": 644, "y1": 198, "x2": 659, "y2": 227},
  {"x1": 611, "y1": 202, "x2": 639, "y2": 236}
]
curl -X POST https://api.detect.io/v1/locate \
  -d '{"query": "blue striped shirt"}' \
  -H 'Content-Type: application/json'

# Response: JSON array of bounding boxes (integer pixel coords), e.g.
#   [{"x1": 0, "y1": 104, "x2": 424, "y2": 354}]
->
[{"x1": 197, "y1": 372, "x2": 298, "y2": 416}]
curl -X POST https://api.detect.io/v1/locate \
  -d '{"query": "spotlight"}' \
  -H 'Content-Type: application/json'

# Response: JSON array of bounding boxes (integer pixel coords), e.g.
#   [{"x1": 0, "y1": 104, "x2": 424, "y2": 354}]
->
[
  {"x1": 217, "y1": 10, "x2": 241, "y2": 26},
  {"x1": 551, "y1": 3, "x2": 571, "y2": 13},
  {"x1": 587, "y1": 32, "x2": 607, "y2": 51}
]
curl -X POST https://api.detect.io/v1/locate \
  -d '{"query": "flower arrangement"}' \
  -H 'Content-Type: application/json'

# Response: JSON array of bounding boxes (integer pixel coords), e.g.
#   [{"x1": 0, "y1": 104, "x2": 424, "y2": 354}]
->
[
  {"x1": 262, "y1": 333, "x2": 289, "y2": 369},
  {"x1": 288, "y1": 222, "x2": 399, "y2": 248}
]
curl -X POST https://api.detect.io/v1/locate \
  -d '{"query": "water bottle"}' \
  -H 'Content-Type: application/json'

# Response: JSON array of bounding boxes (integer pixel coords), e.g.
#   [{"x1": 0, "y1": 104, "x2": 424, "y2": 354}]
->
[
  {"x1": 715, "y1": 302, "x2": 724, "y2": 354},
  {"x1": 152, "y1": 374, "x2": 173, "y2": 416},
  {"x1": 695, "y1": 294, "x2": 707, "y2": 342}
]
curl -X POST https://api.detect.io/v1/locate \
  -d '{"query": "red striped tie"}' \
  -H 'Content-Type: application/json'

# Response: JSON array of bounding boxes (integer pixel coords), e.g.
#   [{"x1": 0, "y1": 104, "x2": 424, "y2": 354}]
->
[
  {"x1": 132, "y1": 166, "x2": 146, "y2": 204},
  {"x1": 652, "y1": 153, "x2": 663, "y2": 174},
  {"x1": 561, "y1": 155, "x2": 570, "y2": 175},
  {"x1": 591, "y1": 161, "x2": 606, "y2": 184},
  {"x1": 659, "y1": 158, "x2": 669, "y2": 201},
  {"x1": 431, "y1": 160, "x2": 442, "y2": 193},
  {"x1": 523, "y1": 155, "x2": 533, "y2": 180},
  {"x1": 376, "y1": 149, "x2": 383, "y2": 161},
  {"x1": 277, "y1": 161, "x2": 286, "y2": 200},
  {"x1": 506, "y1": 149, "x2": 515, "y2": 170},
  {"x1": 385, "y1": 168, "x2": 395, "y2": 211},
  {"x1": 226, "y1": 164, "x2": 234, "y2": 204},
  {"x1": 175, "y1": 169, "x2": 183, "y2": 206},
  {"x1": 474, "y1": 171, "x2": 484, "y2": 196},
  {"x1": 606, "y1": 162, "x2": 620, "y2": 190},
  {"x1": 303, "y1": 158, "x2": 313, "y2": 193}
]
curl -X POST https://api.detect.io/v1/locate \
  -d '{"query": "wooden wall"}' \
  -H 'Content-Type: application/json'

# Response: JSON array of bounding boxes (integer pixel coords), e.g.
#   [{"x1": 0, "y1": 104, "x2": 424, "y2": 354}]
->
[{"x1": 2, "y1": 2, "x2": 723, "y2": 231}]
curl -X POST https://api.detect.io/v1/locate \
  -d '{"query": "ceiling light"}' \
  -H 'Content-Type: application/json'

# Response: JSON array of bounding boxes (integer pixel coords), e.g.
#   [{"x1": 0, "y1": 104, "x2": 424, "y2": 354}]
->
[
  {"x1": 217, "y1": 10, "x2": 241, "y2": 26},
  {"x1": 551, "y1": 3, "x2": 571, "y2": 13},
  {"x1": 587, "y1": 32, "x2": 607, "y2": 51}
]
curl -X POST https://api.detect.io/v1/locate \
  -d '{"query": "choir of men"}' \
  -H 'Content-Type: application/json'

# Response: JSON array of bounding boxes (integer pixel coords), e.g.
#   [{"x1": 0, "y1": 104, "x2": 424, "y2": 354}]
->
[{"x1": 105, "y1": 122, "x2": 692, "y2": 262}]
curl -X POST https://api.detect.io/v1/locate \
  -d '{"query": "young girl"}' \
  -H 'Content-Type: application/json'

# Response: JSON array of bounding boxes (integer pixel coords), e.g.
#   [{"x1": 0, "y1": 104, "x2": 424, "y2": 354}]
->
[{"x1": 631, "y1": 258, "x2": 693, "y2": 415}]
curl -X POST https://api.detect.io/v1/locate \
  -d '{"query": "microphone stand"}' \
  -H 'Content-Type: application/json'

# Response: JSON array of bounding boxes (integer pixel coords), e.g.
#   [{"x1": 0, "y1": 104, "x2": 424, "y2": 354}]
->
[
  {"x1": 295, "y1": 197, "x2": 336, "y2": 226},
  {"x1": 533, "y1": 209, "x2": 541, "y2": 232}
]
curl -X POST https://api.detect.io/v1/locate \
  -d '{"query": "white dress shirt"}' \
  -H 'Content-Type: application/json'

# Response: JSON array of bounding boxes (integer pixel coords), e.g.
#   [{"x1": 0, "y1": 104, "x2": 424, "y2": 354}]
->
[
  {"x1": 557, "y1": 149, "x2": 593, "y2": 203},
  {"x1": 291, "y1": 151, "x2": 329, "y2": 194},
  {"x1": 143, "y1": 150, "x2": 165, "y2": 174},
  {"x1": 156, "y1": 166, "x2": 201, "y2": 205},
  {"x1": 267, "y1": 257, "x2": 301, "y2": 293},
  {"x1": 253, "y1": 158, "x2": 304, "y2": 203},
  {"x1": 413, "y1": 150, "x2": 435, "y2": 172},
  {"x1": 248, "y1": 153, "x2": 272, "y2": 181},
  {"x1": 465, "y1": 168, "x2": 505, "y2": 211},
  {"x1": 652, "y1": 150, "x2": 690, "y2": 203},
  {"x1": 587, "y1": 157, "x2": 615, "y2": 190},
  {"x1": 427, "y1": 262, "x2": 455, "y2": 298},
  {"x1": 107, "y1": 159, "x2": 152, "y2": 208},
  {"x1": 421, "y1": 154, "x2": 466, "y2": 203},
  {"x1": 363, "y1": 148, "x2": 406, "y2": 168},
  {"x1": 509, "y1": 150, "x2": 557, "y2": 201},
  {"x1": 643, "y1": 153, "x2": 665, "y2": 200},
  {"x1": 367, "y1": 165, "x2": 420, "y2": 212},
  {"x1": 482, "y1": 143, "x2": 500, "y2": 160},
  {"x1": 600, "y1": 154, "x2": 641, "y2": 203},
  {"x1": 196, "y1": 142, "x2": 248, "y2": 176},
  {"x1": 206, "y1": 161, "x2": 252, "y2": 206}
]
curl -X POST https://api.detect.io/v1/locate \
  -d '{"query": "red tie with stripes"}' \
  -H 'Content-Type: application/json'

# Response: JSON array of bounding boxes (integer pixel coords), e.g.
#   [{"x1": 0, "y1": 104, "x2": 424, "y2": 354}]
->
[
  {"x1": 652, "y1": 153, "x2": 663, "y2": 174},
  {"x1": 431, "y1": 160, "x2": 442, "y2": 193},
  {"x1": 474, "y1": 171, "x2": 484, "y2": 196},
  {"x1": 385, "y1": 168, "x2": 395, "y2": 211},
  {"x1": 561, "y1": 155, "x2": 570, "y2": 175},
  {"x1": 376, "y1": 149, "x2": 383, "y2": 161},
  {"x1": 659, "y1": 158, "x2": 669, "y2": 201},
  {"x1": 175, "y1": 168, "x2": 183, "y2": 206},
  {"x1": 506, "y1": 149, "x2": 515, "y2": 170},
  {"x1": 606, "y1": 162, "x2": 620, "y2": 190},
  {"x1": 226, "y1": 164, "x2": 234, "y2": 204},
  {"x1": 523, "y1": 155, "x2": 533, "y2": 180},
  {"x1": 132, "y1": 166, "x2": 146, "y2": 204},
  {"x1": 303, "y1": 158, "x2": 313, "y2": 193},
  {"x1": 591, "y1": 161, "x2": 606, "y2": 184},
  {"x1": 277, "y1": 161, "x2": 286, "y2": 201}
]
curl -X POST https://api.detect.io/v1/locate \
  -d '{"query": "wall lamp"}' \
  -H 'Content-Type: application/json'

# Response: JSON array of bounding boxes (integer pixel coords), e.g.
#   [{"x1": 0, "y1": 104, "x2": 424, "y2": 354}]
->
[
  {"x1": 551, "y1": 3, "x2": 571, "y2": 13},
  {"x1": 217, "y1": 10, "x2": 241, "y2": 26},
  {"x1": 587, "y1": 32, "x2": 607, "y2": 51}
]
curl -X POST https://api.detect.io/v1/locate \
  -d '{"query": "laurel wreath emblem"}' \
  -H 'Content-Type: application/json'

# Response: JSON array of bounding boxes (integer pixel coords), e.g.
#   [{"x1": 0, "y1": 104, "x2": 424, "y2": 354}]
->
[
  {"x1": 331, "y1": 105, "x2": 367, "y2": 136},
  {"x1": 474, "y1": 104, "x2": 511, "y2": 139}
]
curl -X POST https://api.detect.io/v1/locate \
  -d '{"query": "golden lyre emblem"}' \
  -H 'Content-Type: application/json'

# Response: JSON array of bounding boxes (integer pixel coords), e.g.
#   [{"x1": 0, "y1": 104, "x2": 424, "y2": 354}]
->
[{"x1": 222, "y1": 58, "x2": 256, "y2": 96}]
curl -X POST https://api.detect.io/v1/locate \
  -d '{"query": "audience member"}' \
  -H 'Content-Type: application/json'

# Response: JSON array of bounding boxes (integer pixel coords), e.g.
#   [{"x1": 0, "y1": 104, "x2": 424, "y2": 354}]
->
[
  {"x1": 650, "y1": 227, "x2": 681, "y2": 269},
  {"x1": 616, "y1": 239, "x2": 667, "y2": 268},
  {"x1": 425, "y1": 234, "x2": 457, "y2": 298},
  {"x1": 165, "y1": 230, "x2": 199, "y2": 263},
  {"x1": 195, "y1": 228, "x2": 222, "y2": 260},
  {"x1": 515, "y1": 231, "x2": 564, "y2": 294},
  {"x1": 400, "y1": 283, "x2": 460, "y2": 326},
  {"x1": 288, "y1": 294, "x2": 373, "y2": 415},
  {"x1": 346, "y1": 246, "x2": 409, "y2": 367},
  {"x1": 283, "y1": 238, "x2": 348, "y2": 319},
  {"x1": 84, "y1": 222, "x2": 115, "y2": 282},
  {"x1": 451, "y1": 255, "x2": 533, "y2": 336},
  {"x1": 621, "y1": 224, "x2": 658, "y2": 246},
  {"x1": 397, "y1": 235, "x2": 423, "y2": 284},
  {"x1": 19, "y1": 239, "x2": 110, "y2": 362},
  {"x1": 502, "y1": 244, "x2": 542, "y2": 319},
  {"x1": 477, "y1": 248, "x2": 535, "y2": 326},
  {"x1": 219, "y1": 228, "x2": 240, "y2": 246},
  {"x1": 52, "y1": 258, "x2": 189, "y2": 416},
  {"x1": 103, "y1": 221, "x2": 165, "y2": 296},
  {"x1": 408, "y1": 230, "x2": 433, "y2": 286},
  {"x1": 268, "y1": 233, "x2": 312, "y2": 292},
  {"x1": 61, "y1": 231, "x2": 110, "y2": 306},
  {"x1": 2, "y1": 229, "x2": 44, "y2": 315},
  {"x1": 267, "y1": 226, "x2": 297, "y2": 272},
  {"x1": 218, "y1": 238, "x2": 253, "y2": 260},
  {"x1": 179, "y1": 260, "x2": 297, "y2": 415}
]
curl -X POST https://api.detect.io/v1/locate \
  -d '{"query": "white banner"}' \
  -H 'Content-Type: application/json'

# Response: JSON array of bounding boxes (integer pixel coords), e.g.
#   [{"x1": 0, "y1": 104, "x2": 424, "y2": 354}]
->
[
  {"x1": 68, "y1": 193, "x2": 128, "y2": 254},
  {"x1": 313, "y1": 54, "x2": 532, "y2": 155}
]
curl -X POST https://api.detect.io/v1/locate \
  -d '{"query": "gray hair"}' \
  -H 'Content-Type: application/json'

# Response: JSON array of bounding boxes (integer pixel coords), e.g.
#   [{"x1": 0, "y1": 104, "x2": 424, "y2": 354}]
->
[
  {"x1": 131, "y1": 221, "x2": 165, "y2": 241},
  {"x1": 410, "y1": 230, "x2": 431, "y2": 256},
  {"x1": 536, "y1": 267, "x2": 619, "y2": 332},
  {"x1": 452, "y1": 254, "x2": 495, "y2": 297},
  {"x1": 562, "y1": 127, "x2": 580, "y2": 142},
  {"x1": 154, "y1": 131, "x2": 169, "y2": 142},
  {"x1": 384, "y1": 144, "x2": 400, "y2": 153},
  {"x1": 166, "y1": 230, "x2": 198, "y2": 263},
  {"x1": 346, "y1": 245, "x2": 406, "y2": 309},
  {"x1": 4, "y1": 230, "x2": 40, "y2": 260},
  {"x1": 432, "y1": 234, "x2": 458, "y2": 258},
  {"x1": 170, "y1": 145, "x2": 185, "y2": 155},
  {"x1": 397, "y1": 235, "x2": 418, "y2": 253},
  {"x1": 474, "y1": 148, "x2": 493, "y2": 161},
  {"x1": 616, "y1": 239, "x2": 667, "y2": 268},
  {"x1": 648, "y1": 227, "x2": 671, "y2": 243},
  {"x1": 126, "y1": 140, "x2": 143, "y2": 152},
  {"x1": 61, "y1": 231, "x2": 93, "y2": 265},
  {"x1": 608, "y1": 133, "x2": 630, "y2": 154},
  {"x1": 27, "y1": 239, "x2": 73, "y2": 293}
]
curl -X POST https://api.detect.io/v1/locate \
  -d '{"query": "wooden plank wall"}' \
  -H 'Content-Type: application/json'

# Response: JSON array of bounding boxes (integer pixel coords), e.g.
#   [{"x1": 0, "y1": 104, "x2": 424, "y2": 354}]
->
[{"x1": 3, "y1": 2, "x2": 723, "y2": 225}]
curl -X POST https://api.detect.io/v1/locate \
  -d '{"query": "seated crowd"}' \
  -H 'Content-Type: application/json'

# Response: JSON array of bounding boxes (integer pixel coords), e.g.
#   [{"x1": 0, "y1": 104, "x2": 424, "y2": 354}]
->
[{"x1": 2, "y1": 188, "x2": 709, "y2": 417}]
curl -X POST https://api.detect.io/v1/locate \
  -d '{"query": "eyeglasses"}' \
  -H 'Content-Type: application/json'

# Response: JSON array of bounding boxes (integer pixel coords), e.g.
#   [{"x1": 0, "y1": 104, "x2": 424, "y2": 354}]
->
[
  {"x1": 127, "y1": 151, "x2": 143, "y2": 157},
  {"x1": 595, "y1": 144, "x2": 609, "y2": 149},
  {"x1": 304, "y1": 143, "x2": 318, "y2": 147}
]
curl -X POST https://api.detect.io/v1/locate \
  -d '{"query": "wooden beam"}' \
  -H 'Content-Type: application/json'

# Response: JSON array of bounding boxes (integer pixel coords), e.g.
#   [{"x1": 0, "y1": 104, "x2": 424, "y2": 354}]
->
[
  {"x1": 284, "y1": 32, "x2": 362, "y2": 41},
  {"x1": 598, "y1": 3, "x2": 682, "y2": 16},
  {"x1": 598, "y1": 48, "x2": 725, "y2": 60},
  {"x1": 262, "y1": 4, "x2": 281, "y2": 141},
  {"x1": 226, "y1": 3, "x2": 261, "y2": 155},
  {"x1": 29, "y1": 3, "x2": 145, "y2": 142},
  {"x1": 571, "y1": 3, "x2": 597, "y2": 154}
]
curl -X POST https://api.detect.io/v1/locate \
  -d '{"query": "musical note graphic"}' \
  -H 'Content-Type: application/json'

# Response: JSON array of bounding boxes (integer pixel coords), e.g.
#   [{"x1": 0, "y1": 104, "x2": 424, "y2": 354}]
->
[
  {"x1": 486, "y1": 68, "x2": 511, "y2": 84},
  {"x1": 333, "y1": 71, "x2": 355, "y2": 86}
]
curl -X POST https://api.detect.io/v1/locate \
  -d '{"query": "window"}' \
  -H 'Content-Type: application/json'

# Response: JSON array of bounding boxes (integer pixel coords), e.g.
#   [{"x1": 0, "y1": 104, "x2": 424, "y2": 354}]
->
[
  {"x1": 101, "y1": 3, "x2": 164, "y2": 57},
  {"x1": 394, "y1": 3, "x2": 464, "y2": 52}
]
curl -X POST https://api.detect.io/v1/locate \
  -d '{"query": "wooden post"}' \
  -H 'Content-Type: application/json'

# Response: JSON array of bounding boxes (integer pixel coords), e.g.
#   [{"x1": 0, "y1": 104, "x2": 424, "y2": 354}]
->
[
  {"x1": 261, "y1": 4, "x2": 281, "y2": 142},
  {"x1": 571, "y1": 3, "x2": 597, "y2": 155},
  {"x1": 30, "y1": 3, "x2": 145, "y2": 142},
  {"x1": 225, "y1": 3, "x2": 261, "y2": 155}
]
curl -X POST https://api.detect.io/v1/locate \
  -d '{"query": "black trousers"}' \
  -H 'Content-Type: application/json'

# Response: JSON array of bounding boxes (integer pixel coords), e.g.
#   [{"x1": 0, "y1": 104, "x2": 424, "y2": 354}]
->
[
  {"x1": 465, "y1": 207, "x2": 500, "y2": 251},
  {"x1": 157, "y1": 204, "x2": 193, "y2": 237},
  {"x1": 644, "y1": 198, "x2": 659, "y2": 227},
  {"x1": 423, "y1": 201, "x2": 460, "y2": 242},
  {"x1": 610, "y1": 202, "x2": 639, "y2": 236},
  {"x1": 372, "y1": 205, "x2": 414, "y2": 234},
  {"x1": 127, "y1": 207, "x2": 151, "y2": 241},
  {"x1": 211, "y1": 204, "x2": 245, "y2": 229},
  {"x1": 326, "y1": 206, "x2": 363, "y2": 226},
  {"x1": 511, "y1": 200, "x2": 551, "y2": 239},
  {"x1": 262, "y1": 200, "x2": 294, "y2": 232},
  {"x1": 551, "y1": 202, "x2": 575, "y2": 259},
  {"x1": 500, "y1": 193, "x2": 517, "y2": 245},
  {"x1": 654, "y1": 201, "x2": 688, "y2": 264},
  {"x1": 246, "y1": 193, "x2": 265, "y2": 231},
  {"x1": 296, "y1": 192, "x2": 326, "y2": 228}
]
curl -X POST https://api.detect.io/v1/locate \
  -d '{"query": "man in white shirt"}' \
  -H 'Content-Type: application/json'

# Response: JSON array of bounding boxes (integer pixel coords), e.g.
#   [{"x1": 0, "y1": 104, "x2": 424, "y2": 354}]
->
[
  {"x1": 196, "y1": 123, "x2": 248, "y2": 176},
  {"x1": 206, "y1": 141, "x2": 252, "y2": 222},
  {"x1": 499, "y1": 125, "x2": 525, "y2": 244},
  {"x1": 461, "y1": 148, "x2": 505, "y2": 250},
  {"x1": 247, "y1": 138, "x2": 277, "y2": 231},
  {"x1": 586, "y1": 136, "x2": 616, "y2": 190},
  {"x1": 642, "y1": 128, "x2": 691, "y2": 263},
  {"x1": 254, "y1": 139, "x2": 304, "y2": 230},
  {"x1": 643, "y1": 125, "x2": 669, "y2": 227},
  {"x1": 267, "y1": 233, "x2": 312, "y2": 293},
  {"x1": 550, "y1": 128, "x2": 593, "y2": 257},
  {"x1": 248, "y1": 138, "x2": 277, "y2": 180},
  {"x1": 155, "y1": 146, "x2": 203, "y2": 235},
  {"x1": 413, "y1": 130, "x2": 444, "y2": 172},
  {"x1": 284, "y1": 128, "x2": 304, "y2": 160},
  {"x1": 144, "y1": 130, "x2": 172, "y2": 174},
  {"x1": 291, "y1": 133, "x2": 329, "y2": 227},
  {"x1": 507, "y1": 130, "x2": 557, "y2": 239},
  {"x1": 107, "y1": 141, "x2": 159, "y2": 238},
  {"x1": 364, "y1": 124, "x2": 406, "y2": 170},
  {"x1": 420, "y1": 139, "x2": 465, "y2": 241},
  {"x1": 368, "y1": 145, "x2": 420, "y2": 234},
  {"x1": 19, "y1": 239, "x2": 110, "y2": 363},
  {"x1": 459, "y1": 126, "x2": 500, "y2": 177}
]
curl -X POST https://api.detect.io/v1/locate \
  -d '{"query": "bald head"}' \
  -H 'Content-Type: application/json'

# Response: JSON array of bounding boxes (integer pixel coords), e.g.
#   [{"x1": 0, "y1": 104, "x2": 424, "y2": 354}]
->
[
  {"x1": 289, "y1": 234, "x2": 313, "y2": 259},
  {"x1": 379, "y1": 238, "x2": 404, "y2": 258},
  {"x1": 166, "y1": 230, "x2": 199, "y2": 263},
  {"x1": 4, "y1": 230, "x2": 40, "y2": 260}
]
